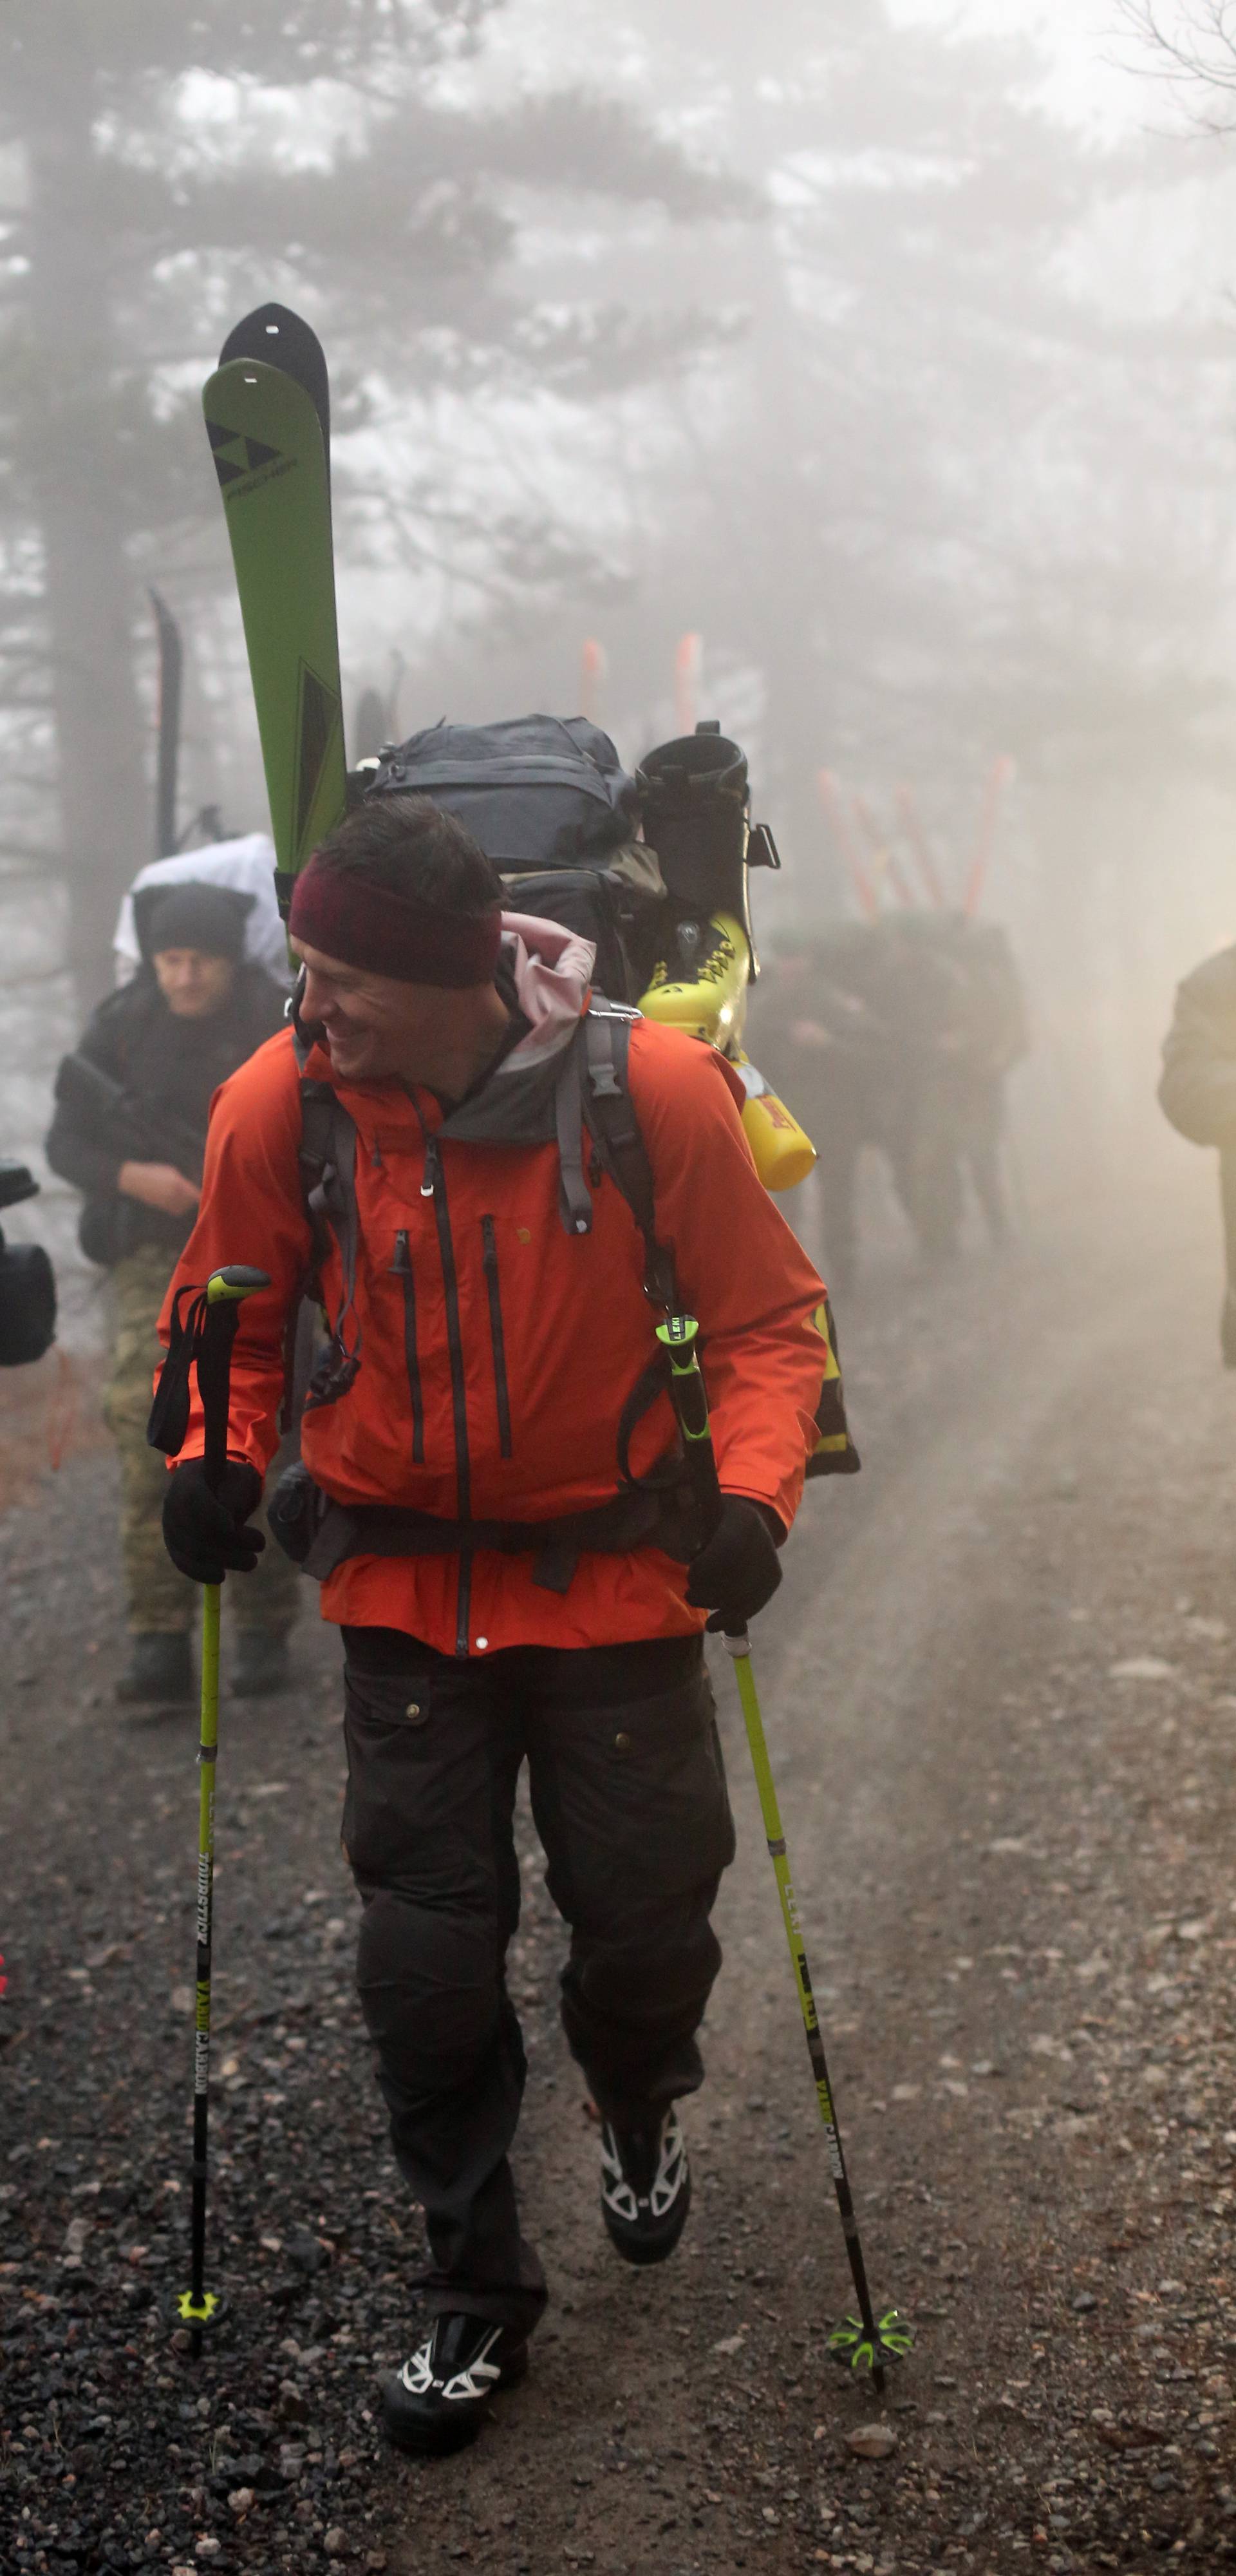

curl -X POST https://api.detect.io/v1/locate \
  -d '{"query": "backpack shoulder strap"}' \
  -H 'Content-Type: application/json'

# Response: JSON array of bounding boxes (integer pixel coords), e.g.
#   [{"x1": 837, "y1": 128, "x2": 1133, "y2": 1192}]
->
[
  {"x1": 291, "y1": 1027, "x2": 362, "y2": 1412},
  {"x1": 554, "y1": 1020, "x2": 594, "y2": 1238},
  {"x1": 579, "y1": 1005, "x2": 677, "y2": 1312}
]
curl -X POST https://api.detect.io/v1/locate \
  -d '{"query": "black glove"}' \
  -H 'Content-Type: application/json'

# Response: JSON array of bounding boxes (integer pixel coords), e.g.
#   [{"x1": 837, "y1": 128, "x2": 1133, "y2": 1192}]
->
[
  {"x1": 162, "y1": 1458, "x2": 267, "y2": 1584},
  {"x1": 684, "y1": 1496, "x2": 783, "y2": 1633}
]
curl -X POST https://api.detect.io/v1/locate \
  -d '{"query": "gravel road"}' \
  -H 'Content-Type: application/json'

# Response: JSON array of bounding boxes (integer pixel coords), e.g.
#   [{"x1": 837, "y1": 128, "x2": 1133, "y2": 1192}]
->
[{"x1": 3, "y1": 1154, "x2": 1236, "y2": 2573}]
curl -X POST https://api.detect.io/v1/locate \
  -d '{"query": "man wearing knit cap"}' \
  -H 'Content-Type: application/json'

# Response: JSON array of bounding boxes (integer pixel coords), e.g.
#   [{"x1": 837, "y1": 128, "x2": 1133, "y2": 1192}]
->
[
  {"x1": 155, "y1": 796, "x2": 831, "y2": 2454},
  {"x1": 47, "y1": 878, "x2": 299, "y2": 1708}
]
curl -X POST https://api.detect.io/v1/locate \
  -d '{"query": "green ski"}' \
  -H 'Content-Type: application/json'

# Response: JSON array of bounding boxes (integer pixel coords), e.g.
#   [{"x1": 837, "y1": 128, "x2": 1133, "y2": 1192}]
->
[{"x1": 201, "y1": 356, "x2": 346, "y2": 905}]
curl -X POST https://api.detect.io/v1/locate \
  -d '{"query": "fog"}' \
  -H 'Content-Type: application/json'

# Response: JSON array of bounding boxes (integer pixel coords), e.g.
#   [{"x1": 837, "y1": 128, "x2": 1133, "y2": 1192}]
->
[
  {"x1": 3, "y1": 0, "x2": 1236, "y2": 1302},
  {"x1": 12, "y1": 13, "x2": 1236, "y2": 2552}
]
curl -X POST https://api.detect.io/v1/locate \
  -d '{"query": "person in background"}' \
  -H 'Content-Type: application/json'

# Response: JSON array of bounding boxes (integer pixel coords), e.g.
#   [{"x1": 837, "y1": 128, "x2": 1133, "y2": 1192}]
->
[
  {"x1": 1159, "y1": 940, "x2": 1236, "y2": 1365},
  {"x1": 747, "y1": 932, "x2": 895, "y2": 1296},
  {"x1": 899, "y1": 914, "x2": 1029, "y2": 1257},
  {"x1": 46, "y1": 879, "x2": 299, "y2": 1707}
]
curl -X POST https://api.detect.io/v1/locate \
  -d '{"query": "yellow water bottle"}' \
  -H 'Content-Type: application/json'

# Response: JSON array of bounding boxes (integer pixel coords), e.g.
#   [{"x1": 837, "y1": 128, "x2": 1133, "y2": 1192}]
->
[{"x1": 731, "y1": 1054, "x2": 818, "y2": 1193}]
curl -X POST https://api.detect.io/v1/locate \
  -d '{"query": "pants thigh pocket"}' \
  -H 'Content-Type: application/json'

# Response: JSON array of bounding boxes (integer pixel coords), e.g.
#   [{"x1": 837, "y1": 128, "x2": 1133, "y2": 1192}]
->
[
  {"x1": 536, "y1": 1669, "x2": 736, "y2": 1916},
  {"x1": 104, "y1": 1318, "x2": 160, "y2": 1434},
  {"x1": 342, "y1": 1665, "x2": 495, "y2": 1900}
]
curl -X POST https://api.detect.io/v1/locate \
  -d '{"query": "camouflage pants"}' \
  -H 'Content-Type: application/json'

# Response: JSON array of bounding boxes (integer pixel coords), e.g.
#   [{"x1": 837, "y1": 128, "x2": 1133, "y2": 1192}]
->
[{"x1": 102, "y1": 1242, "x2": 301, "y2": 1640}]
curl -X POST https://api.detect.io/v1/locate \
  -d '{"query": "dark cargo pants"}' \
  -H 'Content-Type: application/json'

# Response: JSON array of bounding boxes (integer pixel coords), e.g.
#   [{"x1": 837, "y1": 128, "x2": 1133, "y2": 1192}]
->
[{"x1": 341, "y1": 1625, "x2": 736, "y2": 2335}]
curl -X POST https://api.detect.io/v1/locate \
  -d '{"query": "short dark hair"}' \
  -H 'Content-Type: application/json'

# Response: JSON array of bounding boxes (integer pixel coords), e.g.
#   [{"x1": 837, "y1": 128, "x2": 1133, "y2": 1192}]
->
[{"x1": 312, "y1": 793, "x2": 501, "y2": 914}]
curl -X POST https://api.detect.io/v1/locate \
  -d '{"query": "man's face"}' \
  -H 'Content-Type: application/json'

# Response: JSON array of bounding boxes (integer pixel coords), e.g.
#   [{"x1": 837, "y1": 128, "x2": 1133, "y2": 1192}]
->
[
  {"x1": 293, "y1": 940, "x2": 462, "y2": 1084},
  {"x1": 153, "y1": 949, "x2": 235, "y2": 1018}
]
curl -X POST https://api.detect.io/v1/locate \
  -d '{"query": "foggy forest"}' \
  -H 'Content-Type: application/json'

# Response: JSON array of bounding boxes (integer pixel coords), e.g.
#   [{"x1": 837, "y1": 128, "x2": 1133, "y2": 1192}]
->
[{"x1": 6, "y1": 1, "x2": 1236, "y2": 2570}]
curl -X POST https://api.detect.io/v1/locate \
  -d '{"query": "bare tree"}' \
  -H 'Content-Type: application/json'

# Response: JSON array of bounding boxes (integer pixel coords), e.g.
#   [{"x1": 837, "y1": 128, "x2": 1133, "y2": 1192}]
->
[{"x1": 1119, "y1": 1, "x2": 1236, "y2": 125}]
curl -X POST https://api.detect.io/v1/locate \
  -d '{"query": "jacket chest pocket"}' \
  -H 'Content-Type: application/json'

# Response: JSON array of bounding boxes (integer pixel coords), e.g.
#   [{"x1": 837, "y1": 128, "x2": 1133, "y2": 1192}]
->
[{"x1": 480, "y1": 1214, "x2": 512, "y2": 1459}]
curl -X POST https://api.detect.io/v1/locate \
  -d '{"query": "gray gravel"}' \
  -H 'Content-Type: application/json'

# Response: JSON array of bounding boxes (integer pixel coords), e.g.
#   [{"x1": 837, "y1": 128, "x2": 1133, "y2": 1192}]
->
[{"x1": 3, "y1": 1160, "x2": 1236, "y2": 2570}]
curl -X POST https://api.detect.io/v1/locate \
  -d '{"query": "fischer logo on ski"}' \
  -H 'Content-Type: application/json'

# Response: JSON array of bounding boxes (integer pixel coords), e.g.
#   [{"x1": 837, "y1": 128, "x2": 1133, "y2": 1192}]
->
[{"x1": 205, "y1": 418, "x2": 289, "y2": 489}]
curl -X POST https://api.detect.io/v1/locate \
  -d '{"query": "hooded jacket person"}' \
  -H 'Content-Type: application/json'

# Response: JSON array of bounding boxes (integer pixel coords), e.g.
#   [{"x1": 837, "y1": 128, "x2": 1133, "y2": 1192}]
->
[
  {"x1": 46, "y1": 878, "x2": 296, "y2": 1707},
  {"x1": 47, "y1": 880, "x2": 288, "y2": 1270},
  {"x1": 157, "y1": 794, "x2": 832, "y2": 2458}
]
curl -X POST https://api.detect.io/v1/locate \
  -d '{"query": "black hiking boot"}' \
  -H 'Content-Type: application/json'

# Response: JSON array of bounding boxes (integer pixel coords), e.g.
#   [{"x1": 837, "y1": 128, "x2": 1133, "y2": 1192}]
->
[
  {"x1": 600, "y1": 2107, "x2": 691, "y2": 2266},
  {"x1": 115, "y1": 1633, "x2": 195, "y2": 1709},
  {"x1": 381, "y1": 2314, "x2": 529, "y2": 2458},
  {"x1": 230, "y1": 1633, "x2": 291, "y2": 1698}
]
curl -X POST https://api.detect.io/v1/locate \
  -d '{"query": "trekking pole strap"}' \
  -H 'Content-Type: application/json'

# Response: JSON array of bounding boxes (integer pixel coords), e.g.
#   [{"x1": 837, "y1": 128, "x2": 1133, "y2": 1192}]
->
[
  {"x1": 655, "y1": 1312, "x2": 726, "y2": 1553},
  {"x1": 200, "y1": 1265, "x2": 270, "y2": 1490},
  {"x1": 149, "y1": 1262, "x2": 270, "y2": 1472}
]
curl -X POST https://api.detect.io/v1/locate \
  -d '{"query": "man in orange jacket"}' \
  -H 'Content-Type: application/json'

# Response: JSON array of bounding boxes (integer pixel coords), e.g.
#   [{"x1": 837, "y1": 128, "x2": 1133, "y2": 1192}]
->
[{"x1": 160, "y1": 793, "x2": 830, "y2": 2456}]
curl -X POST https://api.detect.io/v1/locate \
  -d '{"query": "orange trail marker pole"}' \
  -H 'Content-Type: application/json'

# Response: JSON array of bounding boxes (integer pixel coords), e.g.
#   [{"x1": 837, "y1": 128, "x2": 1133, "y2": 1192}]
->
[
  {"x1": 817, "y1": 770, "x2": 878, "y2": 920},
  {"x1": 853, "y1": 792, "x2": 914, "y2": 910},
  {"x1": 674, "y1": 631, "x2": 702, "y2": 734},
  {"x1": 580, "y1": 638, "x2": 606, "y2": 723},
  {"x1": 895, "y1": 785, "x2": 948, "y2": 909}
]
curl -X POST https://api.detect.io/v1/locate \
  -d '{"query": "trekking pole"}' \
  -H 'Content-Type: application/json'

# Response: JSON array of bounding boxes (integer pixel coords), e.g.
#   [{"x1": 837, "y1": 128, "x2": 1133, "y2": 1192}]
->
[
  {"x1": 152, "y1": 1264, "x2": 270, "y2": 2355},
  {"x1": 657, "y1": 1314, "x2": 912, "y2": 2389}
]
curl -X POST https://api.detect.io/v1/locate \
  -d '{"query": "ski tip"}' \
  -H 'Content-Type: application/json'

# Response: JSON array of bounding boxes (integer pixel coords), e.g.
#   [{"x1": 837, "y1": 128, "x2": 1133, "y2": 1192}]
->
[
  {"x1": 201, "y1": 356, "x2": 330, "y2": 487},
  {"x1": 203, "y1": 355, "x2": 323, "y2": 417},
  {"x1": 219, "y1": 301, "x2": 326, "y2": 372},
  {"x1": 217, "y1": 305, "x2": 330, "y2": 469}
]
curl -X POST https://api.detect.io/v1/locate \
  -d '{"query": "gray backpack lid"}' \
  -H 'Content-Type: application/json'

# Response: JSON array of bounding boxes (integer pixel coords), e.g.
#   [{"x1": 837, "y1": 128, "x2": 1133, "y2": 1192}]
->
[{"x1": 366, "y1": 715, "x2": 642, "y2": 867}]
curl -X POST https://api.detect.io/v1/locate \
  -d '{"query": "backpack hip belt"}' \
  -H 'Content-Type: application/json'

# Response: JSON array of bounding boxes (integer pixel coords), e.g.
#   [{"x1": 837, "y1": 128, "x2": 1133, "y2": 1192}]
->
[{"x1": 268, "y1": 1454, "x2": 696, "y2": 1595}]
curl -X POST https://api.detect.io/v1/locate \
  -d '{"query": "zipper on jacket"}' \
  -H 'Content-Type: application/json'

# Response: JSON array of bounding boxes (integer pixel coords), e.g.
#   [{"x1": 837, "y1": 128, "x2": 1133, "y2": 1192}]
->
[
  {"x1": 481, "y1": 1215, "x2": 512, "y2": 1459},
  {"x1": 389, "y1": 1231, "x2": 425, "y2": 1465},
  {"x1": 413, "y1": 1109, "x2": 473, "y2": 1656}
]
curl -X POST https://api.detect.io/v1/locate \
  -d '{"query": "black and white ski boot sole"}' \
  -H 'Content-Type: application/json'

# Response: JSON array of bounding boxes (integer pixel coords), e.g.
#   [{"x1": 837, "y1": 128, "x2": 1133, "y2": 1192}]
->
[{"x1": 601, "y1": 2108, "x2": 692, "y2": 2267}]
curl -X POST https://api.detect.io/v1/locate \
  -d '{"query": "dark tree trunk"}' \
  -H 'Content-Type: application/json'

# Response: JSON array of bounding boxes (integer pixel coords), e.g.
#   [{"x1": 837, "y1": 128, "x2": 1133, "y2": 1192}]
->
[{"x1": 21, "y1": 55, "x2": 149, "y2": 1012}]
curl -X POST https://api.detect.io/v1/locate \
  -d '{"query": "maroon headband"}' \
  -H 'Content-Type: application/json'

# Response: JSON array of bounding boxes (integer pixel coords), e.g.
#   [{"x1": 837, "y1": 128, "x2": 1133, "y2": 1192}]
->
[{"x1": 289, "y1": 853, "x2": 502, "y2": 988}]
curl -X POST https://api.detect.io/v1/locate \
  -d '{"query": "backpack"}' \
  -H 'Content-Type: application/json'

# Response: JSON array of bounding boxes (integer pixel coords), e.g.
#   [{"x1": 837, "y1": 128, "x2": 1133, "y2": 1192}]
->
[
  {"x1": 363, "y1": 716, "x2": 666, "y2": 1003},
  {"x1": 292, "y1": 714, "x2": 856, "y2": 1486}
]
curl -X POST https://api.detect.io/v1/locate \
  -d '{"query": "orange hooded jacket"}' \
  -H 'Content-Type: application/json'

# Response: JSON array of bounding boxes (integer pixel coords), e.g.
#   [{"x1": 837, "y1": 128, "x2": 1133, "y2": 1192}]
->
[{"x1": 160, "y1": 916, "x2": 829, "y2": 1655}]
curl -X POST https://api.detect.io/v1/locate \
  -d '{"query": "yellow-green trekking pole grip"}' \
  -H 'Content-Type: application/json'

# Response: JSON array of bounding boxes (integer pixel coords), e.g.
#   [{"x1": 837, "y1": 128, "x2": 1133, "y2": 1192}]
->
[
  {"x1": 656, "y1": 1314, "x2": 910, "y2": 2389},
  {"x1": 178, "y1": 1265, "x2": 269, "y2": 2357}
]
